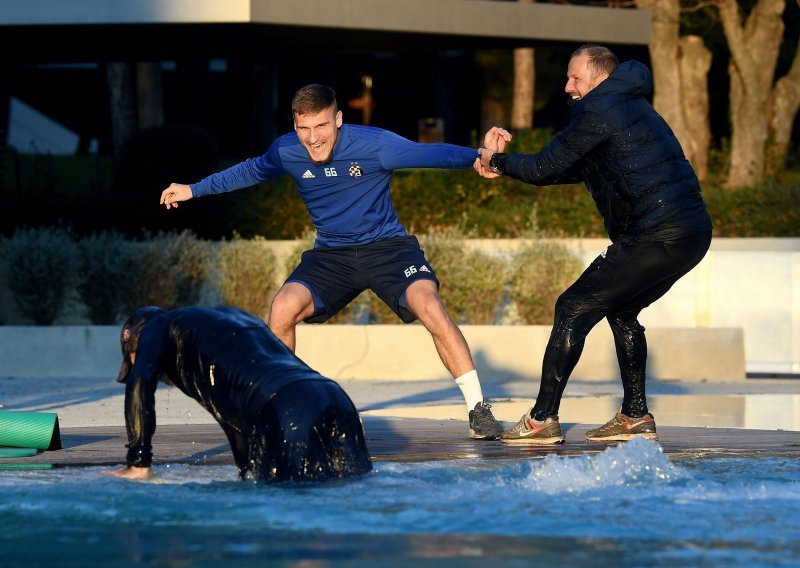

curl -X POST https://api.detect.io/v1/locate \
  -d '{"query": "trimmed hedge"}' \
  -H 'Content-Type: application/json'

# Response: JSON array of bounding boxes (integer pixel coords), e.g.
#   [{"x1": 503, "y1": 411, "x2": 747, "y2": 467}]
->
[
  {"x1": 217, "y1": 233, "x2": 279, "y2": 321},
  {"x1": 2, "y1": 160, "x2": 798, "y2": 241},
  {"x1": 417, "y1": 226, "x2": 507, "y2": 325},
  {"x1": 0, "y1": 228, "x2": 584, "y2": 326},
  {"x1": 2, "y1": 226, "x2": 77, "y2": 325}
]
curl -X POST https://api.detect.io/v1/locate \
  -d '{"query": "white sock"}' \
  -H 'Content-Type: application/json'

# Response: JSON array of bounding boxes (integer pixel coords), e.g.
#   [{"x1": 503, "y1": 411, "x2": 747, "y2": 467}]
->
[{"x1": 455, "y1": 370, "x2": 484, "y2": 413}]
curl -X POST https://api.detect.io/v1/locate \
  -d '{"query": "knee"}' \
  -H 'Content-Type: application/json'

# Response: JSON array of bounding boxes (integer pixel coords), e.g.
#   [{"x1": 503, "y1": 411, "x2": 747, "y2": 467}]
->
[
  {"x1": 552, "y1": 292, "x2": 599, "y2": 346},
  {"x1": 607, "y1": 312, "x2": 645, "y2": 336},
  {"x1": 406, "y1": 282, "x2": 449, "y2": 322},
  {"x1": 268, "y1": 292, "x2": 293, "y2": 323},
  {"x1": 412, "y1": 291, "x2": 450, "y2": 326},
  {"x1": 553, "y1": 291, "x2": 583, "y2": 326},
  {"x1": 269, "y1": 285, "x2": 313, "y2": 326}
]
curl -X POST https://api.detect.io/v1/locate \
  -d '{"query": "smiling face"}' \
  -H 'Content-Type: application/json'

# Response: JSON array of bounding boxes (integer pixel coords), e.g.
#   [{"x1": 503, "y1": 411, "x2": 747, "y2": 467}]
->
[
  {"x1": 565, "y1": 52, "x2": 609, "y2": 101},
  {"x1": 294, "y1": 105, "x2": 342, "y2": 165}
]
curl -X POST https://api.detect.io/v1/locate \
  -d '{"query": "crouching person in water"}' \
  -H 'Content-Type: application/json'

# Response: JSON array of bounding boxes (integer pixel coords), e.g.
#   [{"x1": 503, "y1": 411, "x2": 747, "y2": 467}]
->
[{"x1": 105, "y1": 306, "x2": 372, "y2": 482}]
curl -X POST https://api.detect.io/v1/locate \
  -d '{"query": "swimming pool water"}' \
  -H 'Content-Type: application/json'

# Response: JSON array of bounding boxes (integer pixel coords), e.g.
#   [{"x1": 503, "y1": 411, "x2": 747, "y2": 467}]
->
[{"x1": 1, "y1": 438, "x2": 798, "y2": 567}]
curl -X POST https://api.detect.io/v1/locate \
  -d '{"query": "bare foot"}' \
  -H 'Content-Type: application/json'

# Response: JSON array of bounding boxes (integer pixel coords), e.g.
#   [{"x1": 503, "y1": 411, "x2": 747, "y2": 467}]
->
[{"x1": 101, "y1": 466, "x2": 152, "y2": 481}]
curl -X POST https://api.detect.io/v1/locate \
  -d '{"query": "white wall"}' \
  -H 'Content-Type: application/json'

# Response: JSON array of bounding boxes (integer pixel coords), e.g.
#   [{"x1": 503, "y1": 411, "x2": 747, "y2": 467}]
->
[
  {"x1": 468, "y1": 238, "x2": 799, "y2": 375},
  {"x1": 0, "y1": 324, "x2": 744, "y2": 382},
  {"x1": 1, "y1": 238, "x2": 796, "y2": 375}
]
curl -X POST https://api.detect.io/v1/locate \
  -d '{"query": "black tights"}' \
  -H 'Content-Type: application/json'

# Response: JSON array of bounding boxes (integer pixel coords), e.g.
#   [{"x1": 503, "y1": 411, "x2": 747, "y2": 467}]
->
[{"x1": 531, "y1": 231, "x2": 712, "y2": 422}]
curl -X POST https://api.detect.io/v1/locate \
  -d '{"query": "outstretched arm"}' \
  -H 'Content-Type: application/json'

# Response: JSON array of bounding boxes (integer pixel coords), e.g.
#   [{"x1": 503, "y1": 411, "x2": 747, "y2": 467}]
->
[
  {"x1": 378, "y1": 127, "x2": 511, "y2": 171},
  {"x1": 476, "y1": 113, "x2": 608, "y2": 185},
  {"x1": 159, "y1": 141, "x2": 286, "y2": 211}
]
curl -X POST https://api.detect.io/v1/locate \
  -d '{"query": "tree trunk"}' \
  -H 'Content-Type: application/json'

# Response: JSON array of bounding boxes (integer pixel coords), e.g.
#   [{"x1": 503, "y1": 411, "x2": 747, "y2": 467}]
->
[
  {"x1": 136, "y1": 62, "x2": 164, "y2": 130},
  {"x1": 511, "y1": 0, "x2": 535, "y2": 131},
  {"x1": 106, "y1": 62, "x2": 137, "y2": 162},
  {"x1": 638, "y1": 0, "x2": 691, "y2": 149},
  {"x1": 718, "y1": 0, "x2": 785, "y2": 188},
  {"x1": 679, "y1": 35, "x2": 713, "y2": 182},
  {"x1": 481, "y1": 98, "x2": 506, "y2": 139},
  {"x1": 766, "y1": 43, "x2": 800, "y2": 177},
  {"x1": 512, "y1": 47, "x2": 535, "y2": 130},
  {"x1": 636, "y1": 0, "x2": 712, "y2": 180}
]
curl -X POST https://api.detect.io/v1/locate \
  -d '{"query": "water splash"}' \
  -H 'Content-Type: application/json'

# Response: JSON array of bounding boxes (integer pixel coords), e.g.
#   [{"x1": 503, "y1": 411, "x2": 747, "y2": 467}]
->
[{"x1": 516, "y1": 437, "x2": 680, "y2": 494}]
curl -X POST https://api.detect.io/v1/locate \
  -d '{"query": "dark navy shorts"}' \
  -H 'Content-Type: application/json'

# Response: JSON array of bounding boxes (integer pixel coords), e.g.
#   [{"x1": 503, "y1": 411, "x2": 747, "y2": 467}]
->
[{"x1": 286, "y1": 235, "x2": 439, "y2": 324}]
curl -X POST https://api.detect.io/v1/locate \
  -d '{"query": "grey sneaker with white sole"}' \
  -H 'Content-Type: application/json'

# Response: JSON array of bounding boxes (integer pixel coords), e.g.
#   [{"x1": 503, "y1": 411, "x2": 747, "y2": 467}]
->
[{"x1": 468, "y1": 401, "x2": 503, "y2": 440}]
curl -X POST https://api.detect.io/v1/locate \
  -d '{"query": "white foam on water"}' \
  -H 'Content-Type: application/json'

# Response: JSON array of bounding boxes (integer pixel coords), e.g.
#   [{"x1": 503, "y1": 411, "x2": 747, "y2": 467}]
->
[{"x1": 515, "y1": 437, "x2": 681, "y2": 494}]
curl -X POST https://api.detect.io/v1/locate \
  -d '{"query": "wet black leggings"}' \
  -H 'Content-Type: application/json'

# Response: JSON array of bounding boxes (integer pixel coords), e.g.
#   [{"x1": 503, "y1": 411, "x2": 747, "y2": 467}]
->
[{"x1": 531, "y1": 230, "x2": 712, "y2": 421}]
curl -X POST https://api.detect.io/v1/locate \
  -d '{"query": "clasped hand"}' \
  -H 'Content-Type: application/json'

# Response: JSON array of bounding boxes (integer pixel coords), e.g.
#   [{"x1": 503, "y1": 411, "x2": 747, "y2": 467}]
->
[{"x1": 475, "y1": 127, "x2": 512, "y2": 178}]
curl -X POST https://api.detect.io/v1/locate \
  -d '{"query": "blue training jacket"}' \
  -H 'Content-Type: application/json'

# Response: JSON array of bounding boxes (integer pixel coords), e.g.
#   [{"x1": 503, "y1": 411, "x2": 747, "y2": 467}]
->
[{"x1": 191, "y1": 125, "x2": 478, "y2": 247}]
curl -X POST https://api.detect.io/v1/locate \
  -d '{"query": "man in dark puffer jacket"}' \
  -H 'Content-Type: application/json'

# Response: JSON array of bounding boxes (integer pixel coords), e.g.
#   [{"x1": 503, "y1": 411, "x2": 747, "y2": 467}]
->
[{"x1": 477, "y1": 44, "x2": 712, "y2": 445}]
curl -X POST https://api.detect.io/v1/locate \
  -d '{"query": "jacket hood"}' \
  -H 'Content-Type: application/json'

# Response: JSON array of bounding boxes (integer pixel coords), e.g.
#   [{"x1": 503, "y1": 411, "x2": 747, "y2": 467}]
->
[{"x1": 591, "y1": 60, "x2": 652, "y2": 99}]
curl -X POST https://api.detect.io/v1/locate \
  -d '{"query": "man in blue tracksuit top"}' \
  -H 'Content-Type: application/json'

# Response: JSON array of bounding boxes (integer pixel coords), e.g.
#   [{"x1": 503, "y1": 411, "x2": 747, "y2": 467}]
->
[{"x1": 160, "y1": 84, "x2": 509, "y2": 440}]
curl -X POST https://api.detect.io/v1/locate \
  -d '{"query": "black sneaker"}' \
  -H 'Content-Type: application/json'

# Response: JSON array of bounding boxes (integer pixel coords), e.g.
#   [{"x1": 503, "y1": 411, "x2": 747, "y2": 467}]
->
[{"x1": 468, "y1": 401, "x2": 503, "y2": 440}]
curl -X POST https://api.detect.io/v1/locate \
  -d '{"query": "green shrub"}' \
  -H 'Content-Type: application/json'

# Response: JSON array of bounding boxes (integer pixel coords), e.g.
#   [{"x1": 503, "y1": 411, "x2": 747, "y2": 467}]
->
[
  {"x1": 122, "y1": 230, "x2": 213, "y2": 312},
  {"x1": 9, "y1": 151, "x2": 59, "y2": 196},
  {"x1": 3, "y1": 154, "x2": 111, "y2": 197},
  {"x1": 509, "y1": 240, "x2": 583, "y2": 324},
  {"x1": 76, "y1": 231, "x2": 135, "y2": 324},
  {"x1": 418, "y1": 224, "x2": 507, "y2": 325},
  {"x1": 703, "y1": 175, "x2": 800, "y2": 237},
  {"x1": 283, "y1": 229, "x2": 316, "y2": 273},
  {"x1": 506, "y1": 128, "x2": 556, "y2": 155},
  {"x1": 217, "y1": 234, "x2": 278, "y2": 321},
  {"x1": 223, "y1": 176, "x2": 313, "y2": 240},
  {"x1": 3, "y1": 130, "x2": 799, "y2": 241},
  {"x1": 2, "y1": 226, "x2": 77, "y2": 324},
  {"x1": 390, "y1": 168, "x2": 604, "y2": 239}
]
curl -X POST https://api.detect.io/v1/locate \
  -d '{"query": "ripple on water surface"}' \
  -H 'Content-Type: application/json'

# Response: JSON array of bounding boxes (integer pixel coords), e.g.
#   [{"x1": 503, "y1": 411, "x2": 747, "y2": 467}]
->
[{"x1": 0, "y1": 438, "x2": 798, "y2": 566}]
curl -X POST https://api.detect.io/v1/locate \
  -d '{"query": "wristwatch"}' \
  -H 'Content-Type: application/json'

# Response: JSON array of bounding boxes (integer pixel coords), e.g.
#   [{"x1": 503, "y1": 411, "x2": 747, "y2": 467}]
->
[{"x1": 488, "y1": 152, "x2": 506, "y2": 175}]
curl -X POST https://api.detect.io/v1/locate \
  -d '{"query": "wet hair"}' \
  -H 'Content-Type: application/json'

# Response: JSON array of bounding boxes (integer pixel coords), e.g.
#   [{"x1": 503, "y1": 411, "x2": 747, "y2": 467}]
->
[
  {"x1": 117, "y1": 306, "x2": 165, "y2": 383},
  {"x1": 572, "y1": 44, "x2": 619, "y2": 78},
  {"x1": 291, "y1": 84, "x2": 338, "y2": 117}
]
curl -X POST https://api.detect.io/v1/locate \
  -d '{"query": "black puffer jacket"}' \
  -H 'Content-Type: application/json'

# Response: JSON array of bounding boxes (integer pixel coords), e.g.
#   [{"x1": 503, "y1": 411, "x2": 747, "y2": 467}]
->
[{"x1": 499, "y1": 60, "x2": 711, "y2": 242}]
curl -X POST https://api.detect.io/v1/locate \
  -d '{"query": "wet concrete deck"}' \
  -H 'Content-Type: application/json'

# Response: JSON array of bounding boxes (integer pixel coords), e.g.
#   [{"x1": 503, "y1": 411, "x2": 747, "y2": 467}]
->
[
  {"x1": 3, "y1": 375, "x2": 800, "y2": 468},
  {"x1": 3, "y1": 417, "x2": 800, "y2": 468}
]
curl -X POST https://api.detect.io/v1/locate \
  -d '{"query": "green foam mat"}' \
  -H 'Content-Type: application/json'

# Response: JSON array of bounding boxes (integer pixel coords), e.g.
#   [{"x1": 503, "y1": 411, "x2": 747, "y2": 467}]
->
[
  {"x1": 0, "y1": 463, "x2": 53, "y2": 471},
  {"x1": 0, "y1": 410, "x2": 62, "y2": 451},
  {"x1": 0, "y1": 447, "x2": 38, "y2": 458}
]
